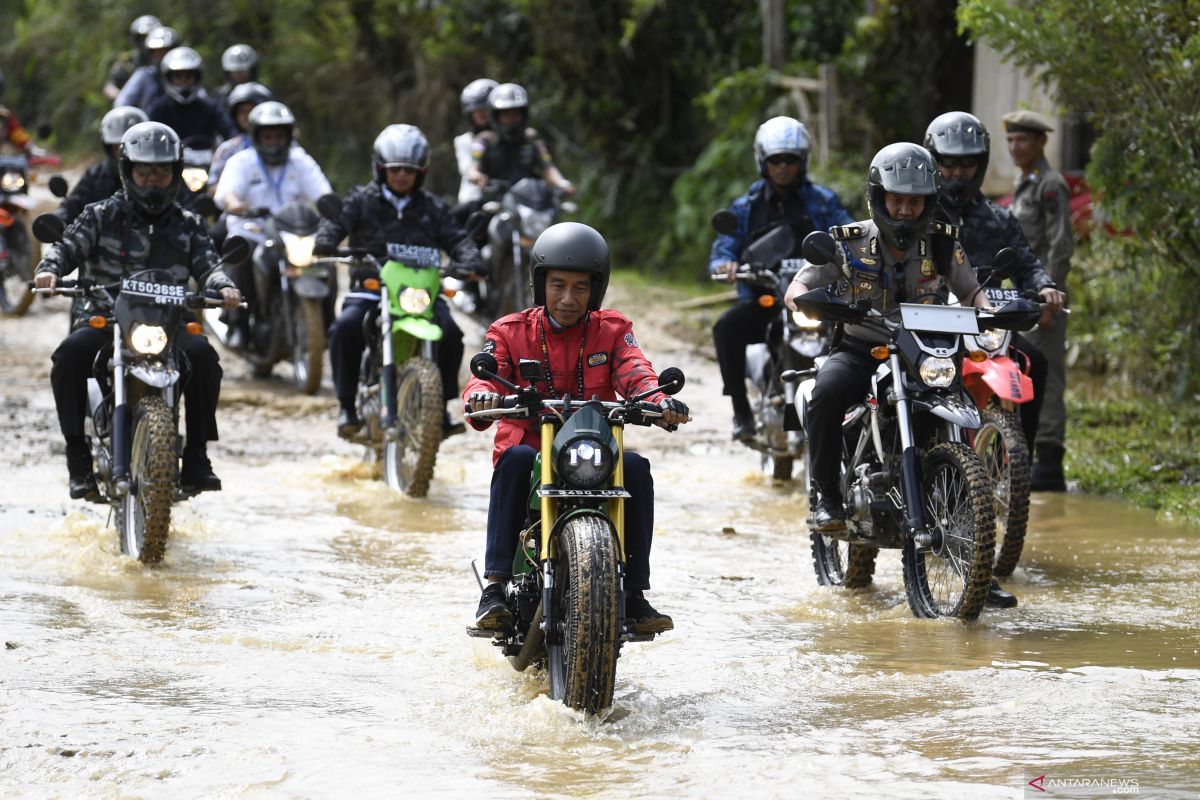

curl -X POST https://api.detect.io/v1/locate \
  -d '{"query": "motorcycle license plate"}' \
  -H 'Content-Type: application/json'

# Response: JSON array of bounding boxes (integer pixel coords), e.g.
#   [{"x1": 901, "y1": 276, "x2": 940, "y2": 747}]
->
[
  {"x1": 899, "y1": 303, "x2": 979, "y2": 334},
  {"x1": 120, "y1": 278, "x2": 187, "y2": 306},
  {"x1": 984, "y1": 287, "x2": 1021, "y2": 303}
]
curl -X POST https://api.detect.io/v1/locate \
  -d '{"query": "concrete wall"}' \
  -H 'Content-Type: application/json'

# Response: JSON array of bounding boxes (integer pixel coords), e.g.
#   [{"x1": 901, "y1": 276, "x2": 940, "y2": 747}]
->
[{"x1": 971, "y1": 41, "x2": 1062, "y2": 196}]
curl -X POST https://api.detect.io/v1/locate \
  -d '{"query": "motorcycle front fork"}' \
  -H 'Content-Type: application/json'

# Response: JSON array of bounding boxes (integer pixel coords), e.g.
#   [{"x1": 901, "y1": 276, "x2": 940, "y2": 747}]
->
[{"x1": 890, "y1": 353, "x2": 929, "y2": 540}]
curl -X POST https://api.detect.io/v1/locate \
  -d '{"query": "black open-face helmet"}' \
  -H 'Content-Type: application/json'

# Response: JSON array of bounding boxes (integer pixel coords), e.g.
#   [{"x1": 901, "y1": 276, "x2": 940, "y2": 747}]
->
[
  {"x1": 530, "y1": 222, "x2": 610, "y2": 311},
  {"x1": 924, "y1": 111, "x2": 990, "y2": 209},
  {"x1": 118, "y1": 121, "x2": 183, "y2": 218},
  {"x1": 866, "y1": 143, "x2": 940, "y2": 252}
]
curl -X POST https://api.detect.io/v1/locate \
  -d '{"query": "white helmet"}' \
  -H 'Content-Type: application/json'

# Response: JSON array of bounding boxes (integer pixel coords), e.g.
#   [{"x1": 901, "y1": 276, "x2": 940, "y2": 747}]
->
[{"x1": 753, "y1": 116, "x2": 811, "y2": 178}]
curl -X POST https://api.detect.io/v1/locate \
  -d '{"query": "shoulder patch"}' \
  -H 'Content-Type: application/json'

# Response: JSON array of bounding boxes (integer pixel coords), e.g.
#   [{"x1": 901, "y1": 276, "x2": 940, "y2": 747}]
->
[
  {"x1": 623, "y1": 332, "x2": 638, "y2": 348},
  {"x1": 931, "y1": 221, "x2": 960, "y2": 239},
  {"x1": 954, "y1": 246, "x2": 966, "y2": 265},
  {"x1": 483, "y1": 337, "x2": 497, "y2": 354},
  {"x1": 831, "y1": 225, "x2": 863, "y2": 240},
  {"x1": 587, "y1": 352, "x2": 608, "y2": 367}
]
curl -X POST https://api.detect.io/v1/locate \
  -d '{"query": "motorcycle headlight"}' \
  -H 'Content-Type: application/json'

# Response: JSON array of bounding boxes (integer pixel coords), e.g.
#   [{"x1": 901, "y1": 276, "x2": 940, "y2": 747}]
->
[
  {"x1": 181, "y1": 167, "x2": 208, "y2": 193},
  {"x1": 918, "y1": 356, "x2": 957, "y2": 388},
  {"x1": 790, "y1": 310, "x2": 822, "y2": 330},
  {"x1": 518, "y1": 206, "x2": 555, "y2": 240},
  {"x1": 398, "y1": 287, "x2": 432, "y2": 315},
  {"x1": 129, "y1": 323, "x2": 168, "y2": 355},
  {"x1": 1, "y1": 171, "x2": 25, "y2": 193},
  {"x1": 557, "y1": 437, "x2": 614, "y2": 489},
  {"x1": 280, "y1": 230, "x2": 316, "y2": 267},
  {"x1": 976, "y1": 329, "x2": 1007, "y2": 352}
]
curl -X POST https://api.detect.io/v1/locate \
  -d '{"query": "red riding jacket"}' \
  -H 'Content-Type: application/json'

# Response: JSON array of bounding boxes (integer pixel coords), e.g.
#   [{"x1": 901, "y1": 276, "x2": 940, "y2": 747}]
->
[{"x1": 463, "y1": 306, "x2": 668, "y2": 465}]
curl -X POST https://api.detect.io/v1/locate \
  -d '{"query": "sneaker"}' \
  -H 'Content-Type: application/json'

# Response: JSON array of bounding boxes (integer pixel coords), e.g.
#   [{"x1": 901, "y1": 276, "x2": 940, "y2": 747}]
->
[
  {"x1": 66, "y1": 440, "x2": 98, "y2": 500},
  {"x1": 985, "y1": 578, "x2": 1018, "y2": 609},
  {"x1": 180, "y1": 447, "x2": 222, "y2": 493},
  {"x1": 811, "y1": 498, "x2": 847, "y2": 532},
  {"x1": 731, "y1": 412, "x2": 755, "y2": 442},
  {"x1": 337, "y1": 406, "x2": 362, "y2": 438},
  {"x1": 474, "y1": 582, "x2": 512, "y2": 630},
  {"x1": 625, "y1": 591, "x2": 673, "y2": 635}
]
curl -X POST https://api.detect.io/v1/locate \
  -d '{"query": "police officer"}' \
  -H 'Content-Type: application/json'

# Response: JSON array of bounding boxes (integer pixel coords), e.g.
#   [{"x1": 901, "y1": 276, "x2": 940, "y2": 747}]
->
[
  {"x1": 463, "y1": 222, "x2": 689, "y2": 634},
  {"x1": 1003, "y1": 110, "x2": 1074, "y2": 491},
  {"x1": 467, "y1": 83, "x2": 574, "y2": 196},
  {"x1": 315, "y1": 124, "x2": 483, "y2": 438},
  {"x1": 34, "y1": 122, "x2": 241, "y2": 499},
  {"x1": 784, "y1": 143, "x2": 989, "y2": 530},
  {"x1": 147, "y1": 48, "x2": 237, "y2": 147},
  {"x1": 55, "y1": 107, "x2": 149, "y2": 225},
  {"x1": 710, "y1": 116, "x2": 853, "y2": 440}
]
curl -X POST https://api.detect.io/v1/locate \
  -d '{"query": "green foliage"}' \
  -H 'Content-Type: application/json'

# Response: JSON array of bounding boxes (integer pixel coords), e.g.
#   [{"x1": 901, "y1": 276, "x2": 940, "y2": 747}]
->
[{"x1": 959, "y1": 0, "x2": 1200, "y2": 394}]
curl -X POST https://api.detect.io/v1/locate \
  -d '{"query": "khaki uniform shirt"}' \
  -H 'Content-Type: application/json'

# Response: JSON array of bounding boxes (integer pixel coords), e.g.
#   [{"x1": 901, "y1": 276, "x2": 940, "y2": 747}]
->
[
  {"x1": 796, "y1": 219, "x2": 980, "y2": 344},
  {"x1": 1010, "y1": 156, "x2": 1073, "y2": 285}
]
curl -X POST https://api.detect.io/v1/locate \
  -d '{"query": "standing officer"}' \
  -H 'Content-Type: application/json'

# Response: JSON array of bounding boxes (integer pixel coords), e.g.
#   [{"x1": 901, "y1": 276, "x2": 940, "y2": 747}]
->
[{"x1": 1003, "y1": 110, "x2": 1074, "y2": 491}]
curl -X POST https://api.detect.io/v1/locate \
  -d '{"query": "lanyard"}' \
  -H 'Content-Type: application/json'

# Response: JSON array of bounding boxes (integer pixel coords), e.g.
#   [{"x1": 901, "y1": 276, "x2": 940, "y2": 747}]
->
[
  {"x1": 538, "y1": 312, "x2": 588, "y2": 400},
  {"x1": 257, "y1": 154, "x2": 289, "y2": 206}
]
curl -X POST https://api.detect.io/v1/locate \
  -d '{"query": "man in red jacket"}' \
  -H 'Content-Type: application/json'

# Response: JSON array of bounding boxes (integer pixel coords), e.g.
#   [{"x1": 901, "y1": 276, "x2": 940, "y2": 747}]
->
[{"x1": 464, "y1": 222, "x2": 690, "y2": 634}]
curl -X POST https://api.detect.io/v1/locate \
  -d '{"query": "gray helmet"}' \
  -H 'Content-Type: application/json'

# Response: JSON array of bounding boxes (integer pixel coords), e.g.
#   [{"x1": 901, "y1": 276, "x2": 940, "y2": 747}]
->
[
  {"x1": 924, "y1": 111, "x2": 990, "y2": 209},
  {"x1": 530, "y1": 222, "x2": 610, "y2": 311},
  {"x1": 248, "y1": 101, "x2": 295, "y2": 165},
  {"x1": 160, "y1": 47, "x2": 204, "y2": 104},
  {"x1": 221, "y1": 44, "x2": 258, "y2": 75},
  {"x1": 144, "y1": 26, "x2": 181, "y2": 52},
  {"x1": 460, "y1": 78, "x2": 498, "y2": 116},
  {"x1": 753, "y1": 116, "x2": 811, "y2": 179},
  {"x1": 488, "y1": 82, "x2": 529, "y2": 141},
  {"x1": 866, "y1": 143, "x2": 940, "y2": 252},
  {"x1": 372, "y1": 124, "x2": 429, "y2": 189},
  {"x1": 101, "y1": 106, "x2": 149, "y2": 147},
  {"x1": 129, "y1": 14, "x2": 161, "y2": 39},
  {"x1": 227, "y1": 81, "x2": 272, "y2": 114},
  {"x1": 118, "y1": 121, "x2": 183, "y2": 217}
]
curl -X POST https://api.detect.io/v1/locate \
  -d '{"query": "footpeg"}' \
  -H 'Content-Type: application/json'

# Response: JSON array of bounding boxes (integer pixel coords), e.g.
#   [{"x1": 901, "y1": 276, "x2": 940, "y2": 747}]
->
[{"x1": 465, "y1": 625, "x2": 506, "y2": 639}]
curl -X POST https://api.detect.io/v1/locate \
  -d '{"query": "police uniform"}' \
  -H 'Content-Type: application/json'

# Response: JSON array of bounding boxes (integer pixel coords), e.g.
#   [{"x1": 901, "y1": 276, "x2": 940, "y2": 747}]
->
[
  {"x1": 1004, "y1": 110, "x2": 1073, "y2": 458},
  {"x1": 796, "y1": 219, "x2": 980, "y2": 502},
  {"x1": 470, "y1": 127, "x2": 554, "y2": 186},
  {"x1": 36, "y1": 192, "x2": 233, "y2": 449},
  {"x1": 315, "y1": 181, "x2": 482, "y2": 409},
  {"x1": 948, "y1": 193, "x2": 1054, "y2": 448}
]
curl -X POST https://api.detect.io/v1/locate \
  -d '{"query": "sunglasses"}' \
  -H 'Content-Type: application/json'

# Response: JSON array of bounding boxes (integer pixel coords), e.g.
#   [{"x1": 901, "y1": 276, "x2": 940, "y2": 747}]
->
[
  {"x1": 766, "y1": 154, "x2": 802, "y2": 166},
  {"x1": 385, "y1": 165, "x2": 420, "y2": 175},
  {"x1": 937, "y1": 156, "x2": 980, "y2": 169},
  {"x1": 131, "y1": 163, "x2": 174, "y2": 179}
]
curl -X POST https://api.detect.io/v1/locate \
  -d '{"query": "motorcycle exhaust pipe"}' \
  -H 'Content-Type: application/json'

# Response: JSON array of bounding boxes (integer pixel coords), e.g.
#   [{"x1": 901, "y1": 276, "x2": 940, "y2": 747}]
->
[{"x1": 506, "y1": 601, "x2": 543, "y2": 673}]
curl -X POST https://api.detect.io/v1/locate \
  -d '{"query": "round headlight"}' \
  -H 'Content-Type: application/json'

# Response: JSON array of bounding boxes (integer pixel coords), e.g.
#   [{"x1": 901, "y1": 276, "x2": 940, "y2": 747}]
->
[
  {"x1": 129, "y1": 324, "x2": 168, "y2": 355},
  {"x1": 279, "y1": 230, "x2": 316, "y2": 267},
  {"x1": 918, "y1": 356, "x2": 957, "y2": 388},
  {"x1": 1, "y1": 172, "x2": 25, "y2": 193},
  {"x1": 790, "y1": 310, "x2": 822, "y2": 330},
  {"x1": 556, "y1": 437, "x2": 614, "y2": 489},
  {"x1": 398, "y1": 287, "x2": 432, "y2": 315},
  {"x1": 181, "y1": 167, "x2": 208, "y2": 193},
  {"x1": 976, "y1": 329, "x2": 1007, "y2": 352}
]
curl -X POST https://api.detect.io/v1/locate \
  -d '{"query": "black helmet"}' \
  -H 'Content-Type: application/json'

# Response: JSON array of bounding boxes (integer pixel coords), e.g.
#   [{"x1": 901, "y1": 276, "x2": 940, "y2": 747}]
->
[
  {"x1": 159, "y1": 47, "x2": 203, "y2": 104},
  {"x1": 248, "y1": 101, "x2": 295, "y2": 165},
  {"x1": 753, "y1": 116, "x2": 811, "y2": 179},
  {"x1": 222, "y1": 44, "x2": 258, "y2": 79},
  {"x1": 144, "y1": 26, "x2": 181, "y2": 53},
  {"x1": 101, "y1": 106, "x2": 148, "y2": 150},
  {"x1": 924, "y1": 111, "x2": 990, "y2": 209},
  {"x1": 372, "y1": 124, "x2": 429, "y2": 190},
  {"x1": 118, "y1": 121, "x2": 183, "y2": 217},
  {"x1": 488, "y1": 82, "x2": 529, "y2": 142},
  {"x1": 530, "y1": 222, "x2": 610, "y2": 311},
  {"x1": 866, "y1": 143, "x2": 940, "y2": 252}
]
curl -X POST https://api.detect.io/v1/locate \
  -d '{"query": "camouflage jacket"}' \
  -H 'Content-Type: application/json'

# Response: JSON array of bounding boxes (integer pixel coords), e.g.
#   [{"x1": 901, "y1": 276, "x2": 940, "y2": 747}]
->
[
  {"x1": 948, "y1": 193, "x2": 1055, "y2": 294},
  {"x1": 37, "y1": 191, "x2": 231, "y2": 327}
]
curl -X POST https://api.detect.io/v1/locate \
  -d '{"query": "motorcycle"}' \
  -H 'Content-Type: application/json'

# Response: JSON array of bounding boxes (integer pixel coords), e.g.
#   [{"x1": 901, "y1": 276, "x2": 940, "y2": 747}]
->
[
  {"x1": 204, "y1": 202, "x2": 333, "y2": 394},
  {"x1": 464, "y1": 352, "x2": 685, "y2": 714},
  {"x1": 30, "y1": 212, "x2": 248, "y2": 563},
  {"x1": 452, "y1": 178, "x2": 575, "y2": 321},
  {"x1": 710, "y1": 211, "x2": 834, "y2": 480},
  {"x1": 0, "y1": 152, "x2": 60, "y2": 316},
  {"x1": 792, "y1": 232, "x2": 1041, "y2": 619}
]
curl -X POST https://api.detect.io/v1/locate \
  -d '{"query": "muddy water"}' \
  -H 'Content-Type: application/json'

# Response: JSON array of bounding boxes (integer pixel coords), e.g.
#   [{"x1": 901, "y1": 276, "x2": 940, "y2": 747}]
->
[{"x1": 1, "y1": 264, "x2": 1198, "y2": 797}]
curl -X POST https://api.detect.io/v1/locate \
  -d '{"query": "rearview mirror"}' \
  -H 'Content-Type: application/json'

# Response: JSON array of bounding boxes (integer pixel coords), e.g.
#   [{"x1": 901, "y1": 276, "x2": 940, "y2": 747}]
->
[
  {"x1": 656, "y1": 367, "x2": 685, "y2": 396},
  {"x1": 315, "y1": 193, "x2": 343, "y2": 222},
  {"x1": 48, "y1": 175, "x2": 69, "y2": 198},
  {"x1": 802, "y1": 230, "x2": 837, "y2": 265},
  {"x1": 710, "y1": 210, "x2": 738, "y2": 236},
  {"x1": 36, "y1": 122, "x2": 53, "y2": 140},
  {"x1": 991, "y1": 247, "x2": 1017, "y2": 281},
  {"x1": 32, "y1": 212, "x2": 65, "y2": 244},
  {"x1": 221, "y1": 235, "x2": 250, "y2": 266},
  {"x1": 470, "y1": 352, "x2": 499, "y2": 379}
]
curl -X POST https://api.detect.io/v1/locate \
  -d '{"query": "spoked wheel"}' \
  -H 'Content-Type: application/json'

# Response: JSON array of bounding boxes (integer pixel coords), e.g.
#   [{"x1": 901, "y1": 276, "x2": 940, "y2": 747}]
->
[
  {"x1": 546, "y1": 514, "x2": 619, "y2": 714},
  {"x1": 974, "y1": 407, "x2": 1030, "y2": 577},
  {"x1": 116, "y1": 396, "x2": 176, "y2": 564},
  {"x1": 292, "y1": 298, "x2": 325, "y2": 394},
  {"x1": 0, "y1": 223, "x2": 36, "y2": 317},
  {"x1": 902, "y1": 442, "x2": 995, "y2": 620},
  {"x1": 382, "y1": 357, "x2": 443, "y2": 497}
]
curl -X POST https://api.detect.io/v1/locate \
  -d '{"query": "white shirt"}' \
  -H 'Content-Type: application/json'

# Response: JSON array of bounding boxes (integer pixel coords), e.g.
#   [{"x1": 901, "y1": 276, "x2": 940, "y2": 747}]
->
[
  {"x1": 215, "y1": 144, "x2": 333, "y2": 241},
  {"x1": 454, "y1": 130, "x2": 481, "y2": 204}
]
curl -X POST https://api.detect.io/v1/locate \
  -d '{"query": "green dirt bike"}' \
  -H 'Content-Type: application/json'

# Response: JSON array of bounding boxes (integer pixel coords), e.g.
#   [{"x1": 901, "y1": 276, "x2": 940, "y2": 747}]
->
[{"x1": 464, "y1": 352, "x2": 686, "y2": 715}]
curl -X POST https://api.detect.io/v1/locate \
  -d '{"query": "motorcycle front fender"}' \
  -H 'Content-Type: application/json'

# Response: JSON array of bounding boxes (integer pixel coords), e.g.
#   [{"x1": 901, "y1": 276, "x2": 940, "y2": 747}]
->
[
  {"x1": 970, "y1": 355, "x2": 1034, "y2": 405},
  {"x1": 127, "y1": 363, "x2": 181, "y2": 389},
  {"x1": 392, "y1": 316, "x2": 444, "y2": 341},
  {"x1": 918, "y1": 391, "x2": 982, "y2": 429},
  {"x1": 292, "y1": 275, "x2": 330, "y2": 299}
]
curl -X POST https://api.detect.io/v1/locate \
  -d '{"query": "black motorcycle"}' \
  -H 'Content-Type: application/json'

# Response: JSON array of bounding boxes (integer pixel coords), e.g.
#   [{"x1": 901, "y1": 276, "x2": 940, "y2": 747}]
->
[
  {"x1": 205, "y1": 202, "x2": 333, "y2": 394},
  {"x1": 31, "y1": 213, "x2": 248, "y2": 563},
  {"x1": 792, "y1": 232, "x2": 1040, "y2": 619},
  {"x1": 710, "y1": 211, "x2": 834, "y2": 480}
]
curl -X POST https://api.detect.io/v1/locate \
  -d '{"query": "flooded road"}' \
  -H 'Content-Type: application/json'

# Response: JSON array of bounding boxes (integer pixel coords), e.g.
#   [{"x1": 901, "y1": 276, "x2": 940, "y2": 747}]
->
[{"x1": 2, "y1": 273, "x2": 1198, "y2": 798}]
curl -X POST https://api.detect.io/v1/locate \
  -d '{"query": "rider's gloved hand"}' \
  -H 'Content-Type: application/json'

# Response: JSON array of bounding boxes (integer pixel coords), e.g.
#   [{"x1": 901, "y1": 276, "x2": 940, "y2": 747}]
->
[
  {"x1": 657, "y1": 397, "x2": 689, "y2": 428},
  {"x1": 467, "y1": 391, "x2": 502, "y2": 412}
]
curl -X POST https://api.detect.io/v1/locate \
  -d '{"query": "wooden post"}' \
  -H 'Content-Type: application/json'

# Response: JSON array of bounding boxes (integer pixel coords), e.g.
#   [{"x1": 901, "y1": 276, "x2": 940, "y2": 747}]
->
[
  {"x1": 818, "y1": 63, "x2": 838, "y2": 163},
  {"x1": 762, "y1": 0, "x2": 785, "y2": 70}
]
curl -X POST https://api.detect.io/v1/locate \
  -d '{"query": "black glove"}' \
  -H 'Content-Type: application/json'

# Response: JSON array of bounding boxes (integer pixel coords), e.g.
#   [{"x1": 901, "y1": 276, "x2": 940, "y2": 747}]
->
[{"x1": 659, "y1": 398, "x2": 689, "y2": 416}]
